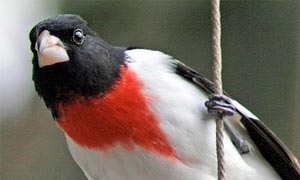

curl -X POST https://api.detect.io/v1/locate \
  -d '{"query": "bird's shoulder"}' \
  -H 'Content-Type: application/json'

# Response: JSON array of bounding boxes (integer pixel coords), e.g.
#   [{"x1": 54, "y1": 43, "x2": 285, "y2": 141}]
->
[{"x1": 123, "y1": 47, "x2": 300, "y2": 180}]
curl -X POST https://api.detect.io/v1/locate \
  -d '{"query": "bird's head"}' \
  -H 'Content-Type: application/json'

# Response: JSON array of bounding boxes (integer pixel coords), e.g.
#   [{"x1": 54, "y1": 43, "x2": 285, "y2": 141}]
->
[{"x1": 29, "y1": 14, "x2": 125, "y2": 116}]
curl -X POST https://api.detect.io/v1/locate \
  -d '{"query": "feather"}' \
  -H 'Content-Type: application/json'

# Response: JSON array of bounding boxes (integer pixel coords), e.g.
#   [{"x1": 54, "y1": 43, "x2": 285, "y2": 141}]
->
[{"x1": 175, "y1": 60, "x2": 300, "y2": 180}]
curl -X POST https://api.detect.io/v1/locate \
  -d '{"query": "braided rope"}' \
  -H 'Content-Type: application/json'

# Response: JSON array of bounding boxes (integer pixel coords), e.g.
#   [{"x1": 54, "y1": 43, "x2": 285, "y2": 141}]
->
[{"x1": 211, "y1": 0, "x2": 225, "y2": 179}]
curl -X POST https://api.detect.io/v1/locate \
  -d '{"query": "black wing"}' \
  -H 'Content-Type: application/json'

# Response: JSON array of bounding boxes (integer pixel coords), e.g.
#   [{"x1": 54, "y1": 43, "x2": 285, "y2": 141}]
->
[{"x1": 175, "y1": 60, "x2": 300, "y2": 180}]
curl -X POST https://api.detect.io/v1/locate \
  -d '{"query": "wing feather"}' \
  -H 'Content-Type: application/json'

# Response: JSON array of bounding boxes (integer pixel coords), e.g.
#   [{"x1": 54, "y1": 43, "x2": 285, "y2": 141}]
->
[{"x1": 174, "y1": 60, "x2": 300, "y2": 180}]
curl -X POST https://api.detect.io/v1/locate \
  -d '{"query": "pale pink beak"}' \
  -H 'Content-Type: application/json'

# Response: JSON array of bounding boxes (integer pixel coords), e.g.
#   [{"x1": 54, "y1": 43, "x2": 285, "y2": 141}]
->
[{"x1": 35, "y1": 30, "x2": 69, "y2": 67}]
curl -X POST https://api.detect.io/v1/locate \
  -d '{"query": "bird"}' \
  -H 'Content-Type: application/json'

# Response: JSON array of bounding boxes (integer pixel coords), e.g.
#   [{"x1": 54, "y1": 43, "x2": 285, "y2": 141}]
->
[{"x1": 29, "y1": 14, "x2": 300, "y2": 180}]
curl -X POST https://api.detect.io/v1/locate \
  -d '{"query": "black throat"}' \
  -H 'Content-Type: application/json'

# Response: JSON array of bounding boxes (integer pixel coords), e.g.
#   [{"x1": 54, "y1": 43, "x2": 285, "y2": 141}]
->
[{"x1": 32, "y1": 46, "x2": 126, "y2": 118}]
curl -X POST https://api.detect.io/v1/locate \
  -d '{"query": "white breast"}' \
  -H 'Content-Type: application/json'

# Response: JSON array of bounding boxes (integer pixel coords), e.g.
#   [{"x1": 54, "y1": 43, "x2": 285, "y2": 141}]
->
[{"x1": 65, "y1": 49, "x2": 280, "y2": 180}]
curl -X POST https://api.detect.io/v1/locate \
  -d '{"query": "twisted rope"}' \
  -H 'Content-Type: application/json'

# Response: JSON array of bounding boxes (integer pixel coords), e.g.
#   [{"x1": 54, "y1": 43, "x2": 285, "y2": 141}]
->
[{"x1": 211, "y1": 0, "x2": 225, "y2": 179}]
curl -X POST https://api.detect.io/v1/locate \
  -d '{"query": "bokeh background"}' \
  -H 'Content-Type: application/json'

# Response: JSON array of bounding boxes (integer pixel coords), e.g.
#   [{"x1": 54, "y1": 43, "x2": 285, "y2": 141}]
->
[{"x1": 1, "y1": 0, "x2": 299, "y2": 179}]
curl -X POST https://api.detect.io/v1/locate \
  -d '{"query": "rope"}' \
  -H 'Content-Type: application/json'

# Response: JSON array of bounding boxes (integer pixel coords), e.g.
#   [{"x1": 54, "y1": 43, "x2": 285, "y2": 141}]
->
[{"x1": 211, "y1": 0, "x2": 225, "y2": 179}]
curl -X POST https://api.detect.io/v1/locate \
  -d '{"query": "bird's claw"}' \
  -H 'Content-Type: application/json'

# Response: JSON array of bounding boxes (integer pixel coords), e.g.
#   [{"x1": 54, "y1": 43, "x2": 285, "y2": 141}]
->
[{"x1": 205, "y1": 94, "x2": 236, "y2": 118}]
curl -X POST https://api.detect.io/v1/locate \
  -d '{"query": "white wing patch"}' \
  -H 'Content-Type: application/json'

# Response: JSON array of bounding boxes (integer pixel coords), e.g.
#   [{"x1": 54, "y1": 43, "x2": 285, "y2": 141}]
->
[{"x1": 231, "y1": 100, "x2": 259, "y2": 120}]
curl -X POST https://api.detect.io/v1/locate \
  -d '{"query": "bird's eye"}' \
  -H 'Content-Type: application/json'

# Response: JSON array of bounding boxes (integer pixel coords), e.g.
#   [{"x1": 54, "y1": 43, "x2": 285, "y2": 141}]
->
[{"x1": 73, "y1": 29, "x2": 85, "y2": 45}]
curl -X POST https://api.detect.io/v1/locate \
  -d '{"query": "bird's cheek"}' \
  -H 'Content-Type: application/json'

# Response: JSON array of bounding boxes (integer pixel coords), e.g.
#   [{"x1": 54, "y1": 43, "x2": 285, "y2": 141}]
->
[{"x1": 37, "y1": 46, "x2": 69, "y2": 68}]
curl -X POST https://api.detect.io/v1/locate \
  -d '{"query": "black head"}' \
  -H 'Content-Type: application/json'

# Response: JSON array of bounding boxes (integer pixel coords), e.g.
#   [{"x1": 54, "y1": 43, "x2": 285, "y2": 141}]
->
[{"x1": 29, "y1": 14, "x2": 125, "y2": 116}]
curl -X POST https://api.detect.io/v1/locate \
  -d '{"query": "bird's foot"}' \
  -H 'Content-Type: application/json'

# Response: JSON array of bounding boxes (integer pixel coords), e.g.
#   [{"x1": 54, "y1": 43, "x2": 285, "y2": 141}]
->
[
  {"x1": 205, "y1": 94, "x2": 236, "y2": 118},
  {"x1": 205, "y1": 94, "x2": 250, "y2": 154}
]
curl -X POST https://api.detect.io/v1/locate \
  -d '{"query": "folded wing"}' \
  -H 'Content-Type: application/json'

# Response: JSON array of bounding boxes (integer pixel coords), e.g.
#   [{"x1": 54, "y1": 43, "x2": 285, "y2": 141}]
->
[{"x1": 175, "y1": 61, "x2": 300, "y2": 180}]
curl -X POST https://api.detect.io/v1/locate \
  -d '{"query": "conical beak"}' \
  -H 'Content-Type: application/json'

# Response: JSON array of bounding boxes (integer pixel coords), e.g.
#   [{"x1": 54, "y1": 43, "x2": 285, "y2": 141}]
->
[{"x1": 35, "y1": 30, "x2": 69, "y2": 67}]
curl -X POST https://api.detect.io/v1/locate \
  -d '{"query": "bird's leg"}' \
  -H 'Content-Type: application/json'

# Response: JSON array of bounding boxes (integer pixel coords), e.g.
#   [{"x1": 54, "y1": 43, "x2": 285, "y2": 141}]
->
[
  {"x1": 205, "y1": 94, "x2": 250, "y2": 154},
  {"x1": 205, "y1": 94, "x2": 236, "y2": 118},
  {"x1": 223, "y1": 120, "x2": 250, "y2": 154}
]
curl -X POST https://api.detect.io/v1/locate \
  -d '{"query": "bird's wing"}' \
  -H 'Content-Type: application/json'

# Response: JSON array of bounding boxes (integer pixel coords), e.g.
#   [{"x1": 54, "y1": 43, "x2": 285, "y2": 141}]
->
[{"x1": 174, "y1": 60, "x2": 300, "y2": 180}]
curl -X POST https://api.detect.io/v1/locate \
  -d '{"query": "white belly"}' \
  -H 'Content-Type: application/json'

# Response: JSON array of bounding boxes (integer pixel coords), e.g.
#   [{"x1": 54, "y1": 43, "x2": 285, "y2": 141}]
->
[
  {"x1": 64, "y1": 49, "x2": 280, "y2": 180},
  {"x1": 66, "y1": 136, "x2": 217, "y2": 180}
]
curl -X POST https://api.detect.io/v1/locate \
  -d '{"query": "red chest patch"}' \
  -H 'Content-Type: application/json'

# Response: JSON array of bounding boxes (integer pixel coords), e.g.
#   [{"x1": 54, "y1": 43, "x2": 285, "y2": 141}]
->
[{"x1": 56, "y1": 66, "x2": 176, "y2": 159}]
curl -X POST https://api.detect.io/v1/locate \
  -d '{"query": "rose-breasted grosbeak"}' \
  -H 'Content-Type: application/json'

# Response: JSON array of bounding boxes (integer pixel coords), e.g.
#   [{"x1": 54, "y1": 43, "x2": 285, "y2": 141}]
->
[{"x1": 29, "y1": 14, "x2": 300, "y2": 180}]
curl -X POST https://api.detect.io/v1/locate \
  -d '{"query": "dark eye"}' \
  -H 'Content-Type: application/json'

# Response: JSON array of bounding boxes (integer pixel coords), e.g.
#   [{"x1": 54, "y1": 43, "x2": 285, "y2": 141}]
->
[{"x1": 73, "y1": 29, "x2": 85, "y2": 45}]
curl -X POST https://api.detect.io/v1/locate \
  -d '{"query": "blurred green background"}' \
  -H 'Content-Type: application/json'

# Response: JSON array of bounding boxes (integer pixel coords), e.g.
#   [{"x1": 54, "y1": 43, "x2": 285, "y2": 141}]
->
[{"x1": 1, "y1": 0, "x2": 299, "y2": 179}]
